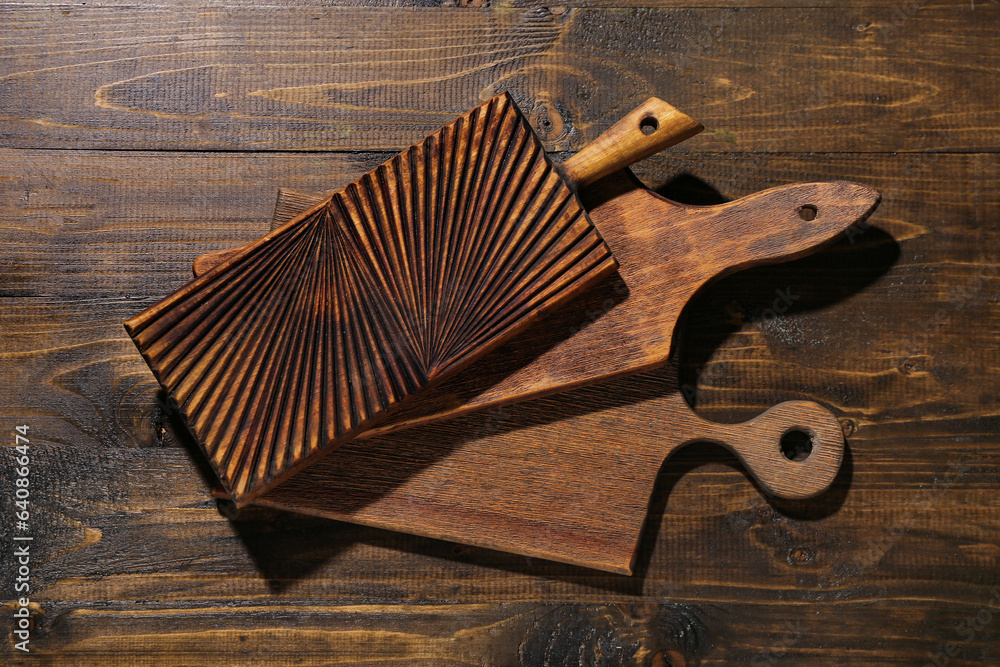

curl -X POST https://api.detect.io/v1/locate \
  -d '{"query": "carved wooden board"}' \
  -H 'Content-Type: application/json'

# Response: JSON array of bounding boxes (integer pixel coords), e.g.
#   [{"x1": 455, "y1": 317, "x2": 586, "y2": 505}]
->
[
  {"x1": 226, "y1": 172, "x2": 879, "y2": 573},
  {"x1": 127, "y1": 93, "x2": 702, "y2": 506},
  {"x1": 125, "y1": 93, "x2": 617, "y2": 505}
]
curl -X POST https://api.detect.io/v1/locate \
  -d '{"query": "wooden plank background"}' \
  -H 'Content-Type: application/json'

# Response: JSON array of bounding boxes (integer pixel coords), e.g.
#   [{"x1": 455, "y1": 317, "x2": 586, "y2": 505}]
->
[{"x1": 2, "y1": 0, "x2": 999, "y2": 664}]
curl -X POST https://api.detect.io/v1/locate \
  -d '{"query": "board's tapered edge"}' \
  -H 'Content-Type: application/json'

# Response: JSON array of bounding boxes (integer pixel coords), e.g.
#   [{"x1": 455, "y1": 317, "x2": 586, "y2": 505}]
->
[{"x1": 252, "y1": 494, "x2": 637, "y2": 575}]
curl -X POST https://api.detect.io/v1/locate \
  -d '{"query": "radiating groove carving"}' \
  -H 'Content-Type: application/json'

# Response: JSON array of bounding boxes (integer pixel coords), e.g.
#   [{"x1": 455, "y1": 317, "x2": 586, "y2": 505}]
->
[{"x1": 124, "y1": 92, "x2": 618, "y2": 505}]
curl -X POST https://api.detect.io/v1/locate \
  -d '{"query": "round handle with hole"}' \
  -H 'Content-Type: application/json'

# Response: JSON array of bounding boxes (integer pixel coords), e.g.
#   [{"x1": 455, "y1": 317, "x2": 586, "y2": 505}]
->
[
  {"x1": 560, "y1": 97, "x2": 704, "y2": 188},
  {"x1": 677, "y1": 400, "x2": 845, "y2": 500}
]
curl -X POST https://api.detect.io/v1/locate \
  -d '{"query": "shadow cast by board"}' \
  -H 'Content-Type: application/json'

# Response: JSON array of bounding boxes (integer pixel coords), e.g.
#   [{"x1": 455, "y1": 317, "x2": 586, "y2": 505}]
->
[{"x1": 166, "y1": 172, "x2": 898, "y2": 590}]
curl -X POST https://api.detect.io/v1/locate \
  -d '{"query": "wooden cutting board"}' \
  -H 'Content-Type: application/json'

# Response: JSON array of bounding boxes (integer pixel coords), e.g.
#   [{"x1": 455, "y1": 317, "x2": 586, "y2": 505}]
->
[
  {"x1": 205, "y1": 170, "x2": 880, "y2": 574},
  {"x1": 125, "y1": 93, "x2": 700, "y2": 506},
  {"x1": 255, "y1": 359, "x2": 845, "y2": 575}
]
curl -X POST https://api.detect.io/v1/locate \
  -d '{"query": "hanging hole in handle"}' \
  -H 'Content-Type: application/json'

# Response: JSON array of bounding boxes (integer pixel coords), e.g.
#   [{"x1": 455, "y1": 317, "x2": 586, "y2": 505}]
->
[
  {"x1": 780, "y1": 428, "x2": 814, "y2": 462},
  {"x1": 798, "y1": 204, "x2": 818, "y2": 221},
  {"x1": 639, "y1": 115, "x2": 659, "y2": 135}
]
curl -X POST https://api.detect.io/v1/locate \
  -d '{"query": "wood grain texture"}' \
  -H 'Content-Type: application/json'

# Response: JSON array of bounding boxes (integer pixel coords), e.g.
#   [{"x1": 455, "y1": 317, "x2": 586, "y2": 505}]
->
[
  {"x1": 5, "y1": 5, "x2": 999, "y2": 665},
  {"x1": 2, "y1": 4, "x2": 999, "y2": 153},
  {"x1": 7, "y1": 596, "x2": 999, "y2": 666},
  {"x1": 124, "y1": 93, "x2": 617, "y2": 505}
]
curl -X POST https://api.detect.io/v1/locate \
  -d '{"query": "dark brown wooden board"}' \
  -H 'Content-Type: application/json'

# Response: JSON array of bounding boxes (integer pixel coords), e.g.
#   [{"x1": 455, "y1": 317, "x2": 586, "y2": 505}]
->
[
  {"x1": 2, "y1": 0, "x2": 1000, "y2": 659},
  {"x1": 257, "y1": 358, "x2": 848, "y2": 573},
  {"x1": 123, "y1": 92, "x2": 621, "y2": 505}
]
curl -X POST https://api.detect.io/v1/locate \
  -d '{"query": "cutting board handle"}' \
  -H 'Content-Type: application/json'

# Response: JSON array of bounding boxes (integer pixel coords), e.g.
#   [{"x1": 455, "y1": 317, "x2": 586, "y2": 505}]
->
[
  {"x1": 676, "y1": 400, "x2": 845, "y2": 500},
  {"x1": 561, "y1": 98, "x2": 703, "y2": 188}
]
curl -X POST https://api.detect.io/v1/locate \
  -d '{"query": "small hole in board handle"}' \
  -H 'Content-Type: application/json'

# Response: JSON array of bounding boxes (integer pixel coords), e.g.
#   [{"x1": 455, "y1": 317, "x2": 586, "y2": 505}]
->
[
  {"x1": 780, "y1": 428, "x2": 814, "y2": 462},
  {"x1": 639, "y1": 116, "x2": 659, "y2": 135},
  {"x1": 798, "y1": 204, "x2": 818, "y2": 221}
]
